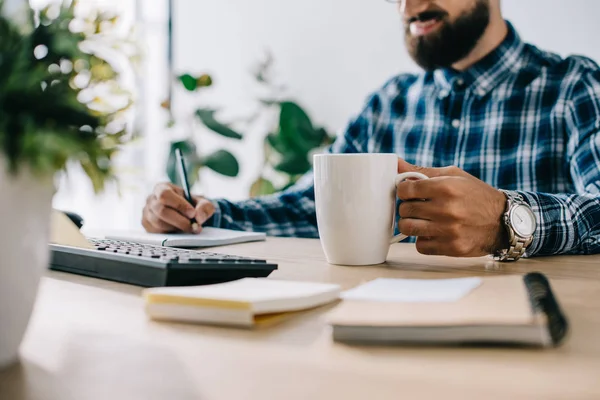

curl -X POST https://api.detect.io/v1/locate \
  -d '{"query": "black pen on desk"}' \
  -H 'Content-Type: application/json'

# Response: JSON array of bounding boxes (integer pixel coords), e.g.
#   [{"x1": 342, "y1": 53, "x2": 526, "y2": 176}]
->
[{"x1": 175, "y1": 148, "x2": 199, "y2": 232}]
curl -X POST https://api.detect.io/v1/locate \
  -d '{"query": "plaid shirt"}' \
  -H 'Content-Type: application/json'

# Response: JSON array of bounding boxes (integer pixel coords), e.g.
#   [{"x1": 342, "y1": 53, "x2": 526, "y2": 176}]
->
[{"x1": 207, "y1": 22, "x2": 600, "y2": 257}]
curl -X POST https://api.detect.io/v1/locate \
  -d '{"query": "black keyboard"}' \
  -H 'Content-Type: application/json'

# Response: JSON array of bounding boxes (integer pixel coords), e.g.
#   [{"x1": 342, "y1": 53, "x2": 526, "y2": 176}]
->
[{"x1": 49, "y1": 238, "x2": 278, "y2": 287}]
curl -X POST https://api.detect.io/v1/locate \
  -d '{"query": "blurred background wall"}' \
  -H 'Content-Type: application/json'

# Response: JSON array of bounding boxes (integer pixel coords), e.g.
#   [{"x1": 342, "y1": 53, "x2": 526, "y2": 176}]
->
[{"x1": 51, "y1": 0, "x2": 600, "y2": 231}]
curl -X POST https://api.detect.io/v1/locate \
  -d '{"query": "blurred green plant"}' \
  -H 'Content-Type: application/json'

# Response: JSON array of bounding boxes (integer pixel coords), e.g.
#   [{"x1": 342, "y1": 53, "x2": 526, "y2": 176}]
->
[
  {"x1": 164, "y1": 73, "x2": 242, "y2": 187},
  {"x1": 163, "y1": 52, "x2": 334, "y2": 195},
  {"x1": 0, "y1": 0, "x2": 135, "y2": 192},
  {"x1": 249, "y1": 54, "x2": 335, "y2": 197}
]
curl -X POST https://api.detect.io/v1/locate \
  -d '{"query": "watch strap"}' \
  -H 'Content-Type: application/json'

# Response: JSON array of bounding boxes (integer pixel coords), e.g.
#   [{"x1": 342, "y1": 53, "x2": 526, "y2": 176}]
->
[
  {"x1": 495, "y1": 226, "x2": 533, "y2": 262},
  {"x1": 494, "y1": 190, "x2": 533, "y2": 262}
]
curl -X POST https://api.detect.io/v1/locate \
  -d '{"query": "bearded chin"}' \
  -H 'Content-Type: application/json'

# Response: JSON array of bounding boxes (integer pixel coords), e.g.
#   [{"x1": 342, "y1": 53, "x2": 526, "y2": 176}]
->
[{"x1": 405, "y1": 0, "x2": 491, "y2": 71}]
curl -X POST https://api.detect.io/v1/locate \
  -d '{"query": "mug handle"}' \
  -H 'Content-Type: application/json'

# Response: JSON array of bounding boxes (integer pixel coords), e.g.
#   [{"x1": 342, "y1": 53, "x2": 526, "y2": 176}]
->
[{"x1": 390, "y1": 171, "x2": 430, "y2": 244}]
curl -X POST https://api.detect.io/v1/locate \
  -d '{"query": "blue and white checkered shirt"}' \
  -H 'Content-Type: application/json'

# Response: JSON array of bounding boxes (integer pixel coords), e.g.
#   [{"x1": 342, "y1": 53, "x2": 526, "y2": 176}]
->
[{"x1": 207, "y1": 22, "x2": 600, "y2": 257}]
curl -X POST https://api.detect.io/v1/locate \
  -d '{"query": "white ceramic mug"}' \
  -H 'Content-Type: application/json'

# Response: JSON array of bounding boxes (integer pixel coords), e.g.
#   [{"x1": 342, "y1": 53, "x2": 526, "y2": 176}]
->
[{"x1": 313, "y1": 153, "x2": 428, "y2": 266}]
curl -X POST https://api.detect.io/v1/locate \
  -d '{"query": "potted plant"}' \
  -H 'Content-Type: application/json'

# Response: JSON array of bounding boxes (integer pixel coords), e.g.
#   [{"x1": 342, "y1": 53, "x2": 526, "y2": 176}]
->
[{"x1": 0, "y1": 0, "x2": 132, "y2": 368}]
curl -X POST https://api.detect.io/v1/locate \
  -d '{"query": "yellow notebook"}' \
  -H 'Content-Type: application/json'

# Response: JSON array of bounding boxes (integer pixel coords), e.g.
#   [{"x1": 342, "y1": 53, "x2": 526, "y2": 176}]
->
[
  {"x1": 327, "y1": 273, "x2": 569, "y2": 347},
  {"x1": 143, "y1": 278, "x2": 341, "y2": 328}
]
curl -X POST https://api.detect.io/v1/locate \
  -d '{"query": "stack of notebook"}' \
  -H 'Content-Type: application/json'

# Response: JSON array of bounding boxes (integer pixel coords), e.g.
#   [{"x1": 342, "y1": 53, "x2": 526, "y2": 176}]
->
[
  {"x1": 143, "y1": 278, "x2": 341, "y2": 328},
  {"x1": 142, "y1": 273, "x2": 569, "y2": 347},
  {"x1": 326, "y1": 273, "x2": 569, "y2": 347}
]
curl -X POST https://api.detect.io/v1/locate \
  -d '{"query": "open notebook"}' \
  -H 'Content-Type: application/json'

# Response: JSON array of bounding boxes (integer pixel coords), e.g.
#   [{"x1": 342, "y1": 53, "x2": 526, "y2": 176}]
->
[
  {"x1": 143, "y1": 278, "x2": 341, "y2": 328},
  {"x1": 102, "y1": 227, "x2": 266, "y2": 248},
  {"x1": 327, "y1": 273, "x2": 569, "y2": 347}
]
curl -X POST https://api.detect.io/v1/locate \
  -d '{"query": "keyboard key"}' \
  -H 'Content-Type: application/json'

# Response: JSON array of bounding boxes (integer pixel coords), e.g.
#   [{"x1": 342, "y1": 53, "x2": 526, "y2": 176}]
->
[{"x1": 86, "y1": 239, "x2": 271, "y2": 268}]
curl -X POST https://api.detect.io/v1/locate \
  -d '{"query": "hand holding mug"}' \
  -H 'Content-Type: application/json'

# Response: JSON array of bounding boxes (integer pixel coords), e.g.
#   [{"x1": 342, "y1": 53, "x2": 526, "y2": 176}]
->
[{"x1": 396, "y1": 159, "x2": 508, "y2": 257}]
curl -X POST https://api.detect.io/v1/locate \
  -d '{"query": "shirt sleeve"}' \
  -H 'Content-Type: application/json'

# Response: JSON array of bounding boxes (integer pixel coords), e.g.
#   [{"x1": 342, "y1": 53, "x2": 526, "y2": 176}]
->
[
  {"x1": 203, "y1": 91, "x2": 385, "y2": 237},
  {"x1": 516, "y1": 69, "x2": 600, "y2": 257}
]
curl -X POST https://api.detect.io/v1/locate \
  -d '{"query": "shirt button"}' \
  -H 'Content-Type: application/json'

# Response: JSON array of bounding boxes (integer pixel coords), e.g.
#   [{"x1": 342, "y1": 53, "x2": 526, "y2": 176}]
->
[
  {"x1": 456, "y1": 78, "x2": 465, "y2": 87},
  {"x1": 452, "y1": 119, "x2": 461, "y2": 129}
]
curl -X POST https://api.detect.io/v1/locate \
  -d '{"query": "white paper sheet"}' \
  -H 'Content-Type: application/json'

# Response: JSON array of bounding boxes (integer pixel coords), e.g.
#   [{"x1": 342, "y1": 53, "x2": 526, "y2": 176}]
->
[{"x1": 341, "y1": 277, "x2": 482, "y2": 303}]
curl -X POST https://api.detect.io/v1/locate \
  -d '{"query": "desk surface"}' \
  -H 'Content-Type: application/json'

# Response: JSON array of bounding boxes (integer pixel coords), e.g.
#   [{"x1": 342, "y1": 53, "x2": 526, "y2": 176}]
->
[{"x1": 1, "y1": 238, "x2": 600, "y2": 400}]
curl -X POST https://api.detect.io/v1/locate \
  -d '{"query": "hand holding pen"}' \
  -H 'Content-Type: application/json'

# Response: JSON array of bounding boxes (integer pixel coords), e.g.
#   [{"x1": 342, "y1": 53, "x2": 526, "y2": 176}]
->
[{"x1": 140, "y1": 149, "x2": 216, "y2": 234}]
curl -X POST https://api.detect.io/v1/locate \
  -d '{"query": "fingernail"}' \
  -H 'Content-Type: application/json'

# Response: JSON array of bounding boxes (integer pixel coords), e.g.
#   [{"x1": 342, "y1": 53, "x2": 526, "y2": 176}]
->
[{"x1": 186, "y1": 208, "x2": 196, "y2": 219}]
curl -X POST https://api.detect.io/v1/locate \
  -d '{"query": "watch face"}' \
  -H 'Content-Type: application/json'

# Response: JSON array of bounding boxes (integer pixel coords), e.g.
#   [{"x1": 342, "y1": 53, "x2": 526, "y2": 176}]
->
[{"x1": 510, "y1": 205, "x2": 536, "y2": 237}]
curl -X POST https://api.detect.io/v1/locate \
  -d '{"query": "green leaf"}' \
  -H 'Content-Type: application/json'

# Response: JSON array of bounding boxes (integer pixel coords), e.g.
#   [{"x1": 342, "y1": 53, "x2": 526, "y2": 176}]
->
[
  {"x1": 166, "y1": 140, "x2": 200, "y2": 185},
  {"x1": 202, "y1": 149, "x2": 239, "y2": 177},
  {"x1": 178, "y1": 74, "x2": 197, "y2": 91},
  {"x1": 177, "y1": 73, "x2": 213, "y2": 91},
  {"x1": 298, "y1": 125, "x2": 328, "y2": 149},
  {"x1": 276, "y1": 101, "x2": 318, "y2": 155},
  {"x1": 319, "y1": 127, "x2": 336, "y2": 145},
  {"x1": 266, "y1": 133, "x2": 288, "y2": 154},
  {"x1": 249, "y1": 177, "x2": 276, "y2": 197},
  {"x1": 196, "y1": 74, "x2": 213, "y2": 88},
  {"x1": 274, "y1": 154, "x2": 311, "y2": 176},
  {"x1": 280, "y1": 101, "x2": 313, "y2": 132},
  {"x1": 196, "y1": 109, "x2": 243, "y2": 140}
]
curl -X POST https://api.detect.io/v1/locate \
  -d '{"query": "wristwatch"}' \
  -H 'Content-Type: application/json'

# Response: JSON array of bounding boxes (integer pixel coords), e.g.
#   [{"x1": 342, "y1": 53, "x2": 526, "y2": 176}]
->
[{"x1": 494, "y1": 190, "x2": 537, "y2": 262}]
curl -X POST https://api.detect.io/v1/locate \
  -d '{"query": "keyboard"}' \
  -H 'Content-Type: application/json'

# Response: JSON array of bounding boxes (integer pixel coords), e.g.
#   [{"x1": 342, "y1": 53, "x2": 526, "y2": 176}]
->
[{"x1": 49, "y1": 238, "x2": 278, "y2": 287}]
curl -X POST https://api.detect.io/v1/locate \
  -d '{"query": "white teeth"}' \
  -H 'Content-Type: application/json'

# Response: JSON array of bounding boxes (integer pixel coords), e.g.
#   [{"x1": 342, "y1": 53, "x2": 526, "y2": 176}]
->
[
  {"x1": 409, "y1": 18, "x2": 440, "y2": 36},
  {"x1": 419, "y1": 19, "x2": 437, "y2": 27}
]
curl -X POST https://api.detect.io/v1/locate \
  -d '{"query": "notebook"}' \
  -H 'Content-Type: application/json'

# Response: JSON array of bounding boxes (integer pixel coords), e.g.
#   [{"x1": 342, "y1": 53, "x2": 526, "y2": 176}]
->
[
  {"x1": 327, "y1": 273, "x2": 569, "y2": 347},
  {"x1": 50, "y1": 210, "x2": 95, "y2": 249},
  {"x1": 143, "y1": 278, "x2": 341, "y2": 328},
  {"x1": 104, "y1": 227, "x2": 266, "y2": 248}
]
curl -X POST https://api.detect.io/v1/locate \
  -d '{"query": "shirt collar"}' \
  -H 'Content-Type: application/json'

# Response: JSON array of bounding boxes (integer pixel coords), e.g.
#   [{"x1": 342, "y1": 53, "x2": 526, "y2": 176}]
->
[{"x1": 433, "y1": 21, "x2": 526, "y2": 98}]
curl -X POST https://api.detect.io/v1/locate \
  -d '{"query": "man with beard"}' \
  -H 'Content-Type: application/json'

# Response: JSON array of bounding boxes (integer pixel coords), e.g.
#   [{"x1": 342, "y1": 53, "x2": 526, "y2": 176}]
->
[{"x1": 143, "y1": 0, "x2": 600, "y2": 261}]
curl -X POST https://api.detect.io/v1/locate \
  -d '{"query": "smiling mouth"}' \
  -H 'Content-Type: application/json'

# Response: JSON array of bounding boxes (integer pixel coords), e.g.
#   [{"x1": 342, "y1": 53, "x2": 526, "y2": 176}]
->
[{"x1": 407, "y1": 10, "x2": 448, "y2": 37}]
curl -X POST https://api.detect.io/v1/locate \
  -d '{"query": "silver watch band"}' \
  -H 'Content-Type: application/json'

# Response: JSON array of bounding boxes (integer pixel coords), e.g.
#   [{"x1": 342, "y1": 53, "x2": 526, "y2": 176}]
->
[
  {"x1": 495, "y1": 228, "x2": 533, "y2": 262},
  {"x1": 494, "y1": 191, "x2": 533, "y2": 262}
]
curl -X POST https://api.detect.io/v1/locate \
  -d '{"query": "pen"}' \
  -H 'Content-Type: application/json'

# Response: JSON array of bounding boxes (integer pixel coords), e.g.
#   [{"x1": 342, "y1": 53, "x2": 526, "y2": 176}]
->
[{"x1": 175, "y1": 148, "x2": 199, "y2": 232}]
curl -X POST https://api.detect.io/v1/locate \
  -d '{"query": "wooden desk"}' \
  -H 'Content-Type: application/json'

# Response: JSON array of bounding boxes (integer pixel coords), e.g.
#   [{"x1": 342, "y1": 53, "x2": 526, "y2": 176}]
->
[{"x1": 1, "y1": 238, "x2": 600, "y2": 400}]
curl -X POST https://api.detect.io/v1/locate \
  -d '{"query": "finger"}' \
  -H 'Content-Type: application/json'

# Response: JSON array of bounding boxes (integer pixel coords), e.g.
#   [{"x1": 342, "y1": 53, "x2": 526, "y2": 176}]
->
[
  {"x1": 397, "y1": 158, "x2": 419, "y2": 174},
  {"x1": 398, "y1": 218, "x2": 436, "y2": 237},
  {"x1": 150, "y1": 199, "x2": 194, "y2": 233},
  {"x1": 194, "y1": 198, "x2": 216, "y2": 224},
  {"x1": 396, "y1": 179, "x2": 439, "y2": 200},
  {"x1": 397, "y1": 158, "x2": 443, "y2": 177},
  {"x1": 397, "y1": 176, "x2": 464, "y2": 201},
  {"x1": 153, "y1": 184, "x2": 195, "y2": 218},
  {"x1": 397, "y1": 159, "x2": 469, "y2": 178},
  {"x1": 398, "y1": 200, "x2": 440, "y2": 220},
  {"x1": 145, "y1": 207, "x2": 178, "y2": 233},
  {"x1": 417, "y1": 237, "x2": 483, "y2": 258},
  {"x1": 415, "y1": 237, "x2": 443, "y2": 256},
  {"x1": 155, "y1": 182, "x2": 185, "y2": 197}
]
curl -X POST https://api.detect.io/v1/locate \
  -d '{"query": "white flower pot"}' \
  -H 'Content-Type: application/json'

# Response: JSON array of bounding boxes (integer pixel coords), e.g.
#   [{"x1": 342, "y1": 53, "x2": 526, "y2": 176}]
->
[{"x1": 0, "y1": 159, "x2": 54, "y2": 369}]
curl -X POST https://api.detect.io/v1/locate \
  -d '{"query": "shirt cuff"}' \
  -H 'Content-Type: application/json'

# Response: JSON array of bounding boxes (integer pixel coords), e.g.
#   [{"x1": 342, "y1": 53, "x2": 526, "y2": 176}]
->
[{"x1": 203, "y1": 199, "x2": 222, "y2": 228}]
